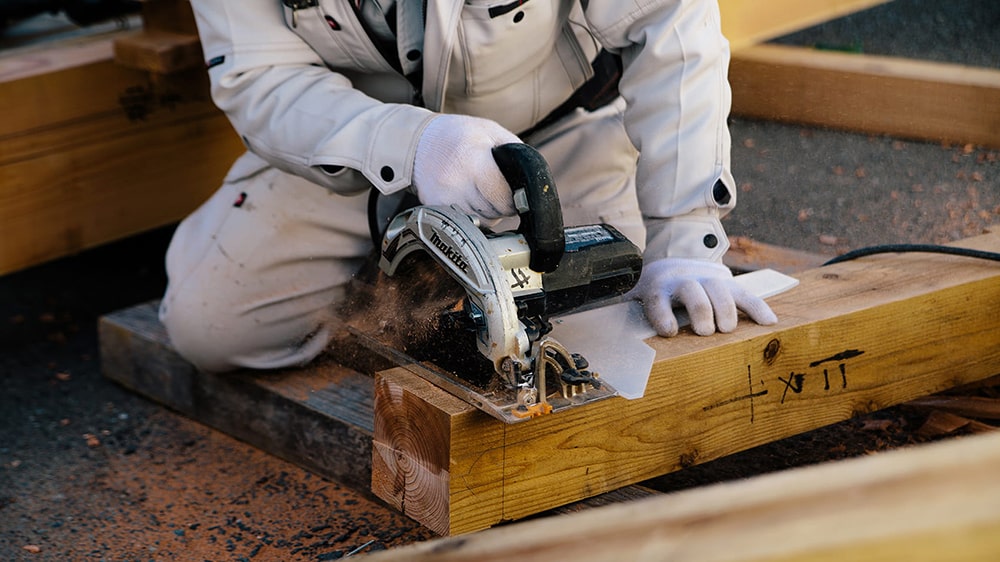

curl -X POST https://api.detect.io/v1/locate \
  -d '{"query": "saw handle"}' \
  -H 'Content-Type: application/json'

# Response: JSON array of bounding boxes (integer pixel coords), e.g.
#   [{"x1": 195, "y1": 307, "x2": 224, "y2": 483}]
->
[{"x1": 491, "y1": 143, "x2": 565, "y2": 273}]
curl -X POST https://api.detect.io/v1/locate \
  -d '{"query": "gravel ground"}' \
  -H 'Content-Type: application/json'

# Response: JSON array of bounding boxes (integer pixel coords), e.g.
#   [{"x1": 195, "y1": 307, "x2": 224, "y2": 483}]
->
[{"x1": 2, "y1": 1, "x2": 999, "y2": 560}]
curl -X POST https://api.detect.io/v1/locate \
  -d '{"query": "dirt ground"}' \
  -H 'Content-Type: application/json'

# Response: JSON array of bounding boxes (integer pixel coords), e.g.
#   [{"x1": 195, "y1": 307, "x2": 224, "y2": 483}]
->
[{"x1": 2, "y1": 1, "x2": 999, "y2": 560}]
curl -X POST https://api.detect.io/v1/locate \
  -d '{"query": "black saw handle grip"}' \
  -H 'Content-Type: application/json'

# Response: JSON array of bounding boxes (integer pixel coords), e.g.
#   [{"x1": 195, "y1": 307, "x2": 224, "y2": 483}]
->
[{"x1": 491, "y1": 143, "x2": 565, "y2": 273}]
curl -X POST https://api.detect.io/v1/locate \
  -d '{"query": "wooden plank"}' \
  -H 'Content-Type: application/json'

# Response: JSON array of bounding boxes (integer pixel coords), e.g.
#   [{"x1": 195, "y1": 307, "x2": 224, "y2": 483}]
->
[
  {"x1": 98, "y1": 302, "x2": 377, "y2": 491},
  {"x1": 371, "y1": 231, "x2": 1000, "y2": 535},
  {"x1": 719, "y1": 0, "x2": 893, "y2": 51},
  {"x1": 360, "y1": 429, "x2": 1000, "y2": 562},
  {"x1": 730, "y1": 44, "x2": 1000, "y2": 149}
]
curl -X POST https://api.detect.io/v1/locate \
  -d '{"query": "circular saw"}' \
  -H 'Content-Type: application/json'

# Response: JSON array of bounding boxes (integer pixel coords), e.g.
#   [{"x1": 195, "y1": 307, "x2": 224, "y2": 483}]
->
[{"x1": 355, "y1": 143, "x2": 642, "y2": 423}]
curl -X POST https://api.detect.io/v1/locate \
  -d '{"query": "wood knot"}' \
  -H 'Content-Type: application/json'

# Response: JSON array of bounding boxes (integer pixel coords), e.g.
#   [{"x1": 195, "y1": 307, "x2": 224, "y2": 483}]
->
[
  {"x1": 678, "y1": 449, "x2": 699, "y2": 469},
  {"x1": 763, "y1": 338, "x2": 781, "y2": 365}
]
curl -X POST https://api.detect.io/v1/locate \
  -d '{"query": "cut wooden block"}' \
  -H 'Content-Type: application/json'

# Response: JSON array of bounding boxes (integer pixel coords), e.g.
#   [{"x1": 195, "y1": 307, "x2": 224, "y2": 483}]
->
[
  {"x1": 720, "y1": 0, "x2": 893, "y2": 51},
  {"x1": 113, "y1": 0, "x2": 203, "y2": 73},
  {"x1": 730, "y1": 44, "x2": 1000, "y2": 149},
  {"x1": 113, "y1": 29, "x2": 203, "y2": 74},
  {"x1": 361, "y1": 429, "x2": 1000, "y2": 562},
  {"x1": 371, "y1": 231, "x2": 1000, "y2": 535}
]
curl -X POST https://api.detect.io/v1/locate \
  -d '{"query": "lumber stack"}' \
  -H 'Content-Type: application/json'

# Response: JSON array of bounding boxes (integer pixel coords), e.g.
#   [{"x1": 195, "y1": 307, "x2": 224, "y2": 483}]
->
[
  {"x1": 371, "y1": 231, "x2": 1000, "y2": 535},
  {"x1": 0, "y1": 1, "x2": 243, "y2": 275}
]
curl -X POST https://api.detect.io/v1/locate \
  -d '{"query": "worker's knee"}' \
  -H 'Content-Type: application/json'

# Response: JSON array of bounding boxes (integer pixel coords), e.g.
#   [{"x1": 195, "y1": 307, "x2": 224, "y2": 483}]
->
[{"x1": 159, "y1": 283, "x2": 340, "y2": 373}]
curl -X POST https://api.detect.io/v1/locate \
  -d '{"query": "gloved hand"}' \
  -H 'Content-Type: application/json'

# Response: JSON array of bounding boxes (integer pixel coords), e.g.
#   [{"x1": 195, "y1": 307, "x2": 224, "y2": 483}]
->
[
  {"x1": 412, "y1": 114, "x2": 522, "y2": 219},
  {"x1": 628, "y1": 257, "x2": 777, "y2": 337}
]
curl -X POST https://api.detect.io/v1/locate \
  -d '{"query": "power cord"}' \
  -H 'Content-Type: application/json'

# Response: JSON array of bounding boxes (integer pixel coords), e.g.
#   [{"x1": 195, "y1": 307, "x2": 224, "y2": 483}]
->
[{"x1": 823, "y1": 243, "x2": 1000, "y2": 266}]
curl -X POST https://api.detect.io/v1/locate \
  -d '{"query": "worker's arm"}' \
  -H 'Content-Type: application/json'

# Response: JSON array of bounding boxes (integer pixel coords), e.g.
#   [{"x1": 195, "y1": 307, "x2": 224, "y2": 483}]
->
[
  {"x1": 584, "y1": 0, "x2": 776, "y2": 335},
  {"x1": 191, "y1": 0, "x2": 516, "y2": 215}
]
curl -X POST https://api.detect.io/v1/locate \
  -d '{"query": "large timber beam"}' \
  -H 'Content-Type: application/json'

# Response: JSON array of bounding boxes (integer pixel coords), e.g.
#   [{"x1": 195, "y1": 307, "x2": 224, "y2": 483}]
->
[
  {"x1": 372, "y1": 231, "x2": 1000, "y2": 535},
  {"x1": 730, "y1": 44, "x2": 1000, "y2": 150},
  {"x1": 361, "y1": 428, "x2": 1000, "y2": 562},
  {"x1": 0, "y1": 34, "x2": 244, "y2": 275}
]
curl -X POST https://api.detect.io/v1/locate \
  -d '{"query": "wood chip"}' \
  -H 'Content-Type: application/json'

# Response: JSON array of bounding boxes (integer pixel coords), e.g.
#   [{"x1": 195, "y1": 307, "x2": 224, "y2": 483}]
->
[
  {"x1": 860, "y1": 419, "x2": 893, "y2": 431},
  {"x1": 83, "y1": 434, "x2": 101, "y2": 448},
  {"x1": 906, "y1": 396, "x2": 1000, "y2": 420},
  {"x1": 916, "y1": 410, "x2": 972, "y2": 437},
  {"x1": 22, "y1": 545, "x2": 41, "y2": 554}
]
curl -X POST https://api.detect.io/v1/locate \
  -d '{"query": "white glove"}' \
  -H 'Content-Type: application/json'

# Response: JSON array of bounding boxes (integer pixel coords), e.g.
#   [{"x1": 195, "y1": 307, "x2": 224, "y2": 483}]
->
[
  {"x1": 412, "y1": 114, "x2": 522, "y2": 219},
  {"x1": 628, "y1": 257, "x2": 778, "y2": 337}
]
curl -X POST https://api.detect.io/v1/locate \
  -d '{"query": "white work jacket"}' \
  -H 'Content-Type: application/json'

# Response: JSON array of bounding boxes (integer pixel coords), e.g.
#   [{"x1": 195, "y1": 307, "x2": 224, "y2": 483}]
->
[{"x1": 191, "y1": 0, "x2": 736, "y2": 261}]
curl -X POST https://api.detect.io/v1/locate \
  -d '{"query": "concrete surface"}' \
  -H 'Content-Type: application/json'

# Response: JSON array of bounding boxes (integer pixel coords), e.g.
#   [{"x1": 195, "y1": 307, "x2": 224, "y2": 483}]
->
[{"x1": 2, "y1": 1, "x2": 999, "y2": 560}]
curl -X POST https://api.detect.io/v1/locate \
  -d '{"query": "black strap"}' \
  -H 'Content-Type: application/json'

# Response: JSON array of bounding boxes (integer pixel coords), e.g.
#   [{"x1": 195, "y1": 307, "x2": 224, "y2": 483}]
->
[{"x1": 519, "y1": 49, "x2": 622, "y2": 138}]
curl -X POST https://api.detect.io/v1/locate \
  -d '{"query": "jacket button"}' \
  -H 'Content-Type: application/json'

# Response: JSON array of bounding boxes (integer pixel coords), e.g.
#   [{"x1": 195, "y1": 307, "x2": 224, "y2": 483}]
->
[
  {"x1": 513, "y1": 11, "x2": 525, "y2": 23},
  {"x1": 380, "y1": 166, "x2": 395, "y2": 182},
  {"x1": 703, "y1": 234, "x2": 719, "y2": 249},
  {"x1": 325, "y1": 15, "x2": 340, "y2": 30},
  {"x1": 406, "y1": 49, "x2": 421, "y2": 61}
]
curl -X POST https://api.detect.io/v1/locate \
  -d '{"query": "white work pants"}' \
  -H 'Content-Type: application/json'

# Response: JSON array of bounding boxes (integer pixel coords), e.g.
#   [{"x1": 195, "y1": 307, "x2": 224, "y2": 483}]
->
[{"x1": 160, "y1": 99, "x2": 643, "y2": 372}]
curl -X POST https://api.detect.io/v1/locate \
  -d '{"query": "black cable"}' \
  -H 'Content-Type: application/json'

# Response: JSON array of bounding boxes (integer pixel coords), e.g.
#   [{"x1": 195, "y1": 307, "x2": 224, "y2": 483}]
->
[{"x1": 823, "y1": 243, "x2": 1000, "y2": 266}]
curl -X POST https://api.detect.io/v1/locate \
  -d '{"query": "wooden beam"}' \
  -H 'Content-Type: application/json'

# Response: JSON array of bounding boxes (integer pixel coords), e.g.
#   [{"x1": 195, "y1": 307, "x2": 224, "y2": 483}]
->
[
  {"x1": 360, "y1": 429, "x2": 1000, "y2": 562},
  {"x1": 371, "y1": 231, "x2": 1000, "y2": 535},
  {"x1": 719, "y1": 0, "x2": 893, "y2": 52},
  {"x1": 0, "y1": 34, "x2": 243, "y2": 275},
  {"x1": 730, "y1": 44, "x2": 1000, "y2": 149}
]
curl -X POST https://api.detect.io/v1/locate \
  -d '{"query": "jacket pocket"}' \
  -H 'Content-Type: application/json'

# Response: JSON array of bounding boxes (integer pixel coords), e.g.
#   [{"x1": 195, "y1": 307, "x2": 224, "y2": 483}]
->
[
  {"x1": 458, "y1": 0, "x2": 559, "y2": 95},
  {"x1": 280, "y1": 1, "x2": 394, "y2": 72}
]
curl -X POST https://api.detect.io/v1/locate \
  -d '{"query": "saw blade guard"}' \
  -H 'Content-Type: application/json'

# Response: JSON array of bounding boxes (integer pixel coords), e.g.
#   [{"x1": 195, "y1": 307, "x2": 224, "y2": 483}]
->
[{"x1": 379, "y1": 205, "x2": 531, "y2": 378}]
